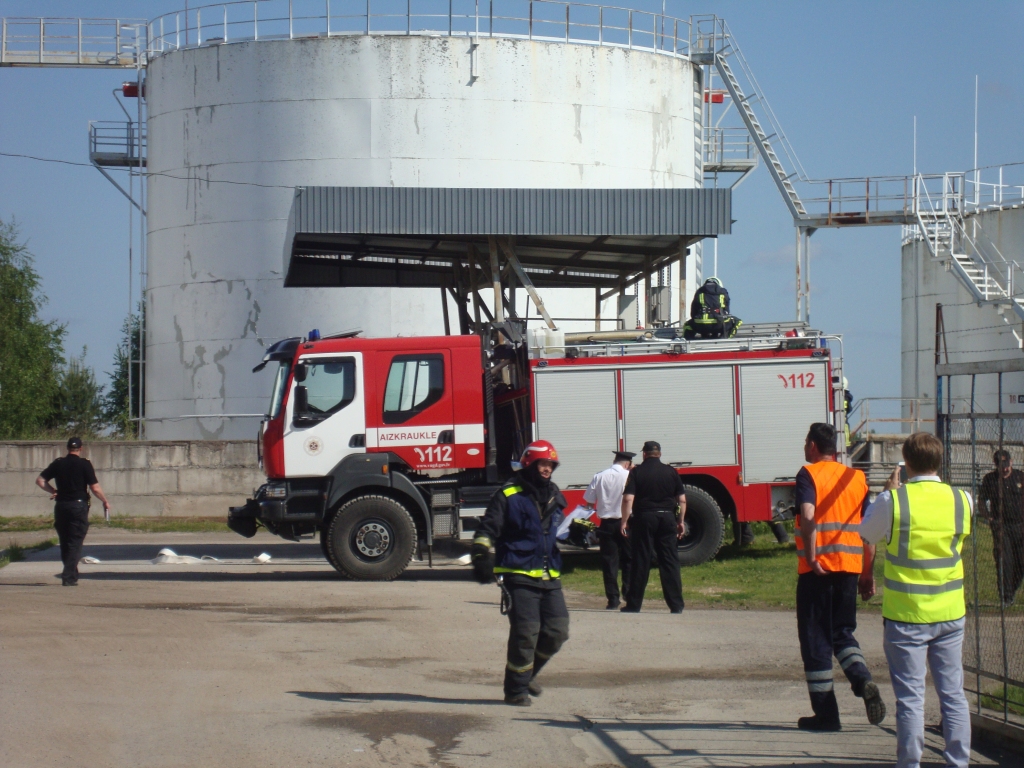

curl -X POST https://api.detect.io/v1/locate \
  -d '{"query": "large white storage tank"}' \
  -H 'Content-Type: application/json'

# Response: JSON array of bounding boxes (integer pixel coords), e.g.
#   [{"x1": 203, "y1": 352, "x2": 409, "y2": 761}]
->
[
  {"x1": 902, "y1": 200, "x2": 1024, "y2": 420},
  {"x1": 144, "y1": 15, "x2": 703, "y2": 439}
]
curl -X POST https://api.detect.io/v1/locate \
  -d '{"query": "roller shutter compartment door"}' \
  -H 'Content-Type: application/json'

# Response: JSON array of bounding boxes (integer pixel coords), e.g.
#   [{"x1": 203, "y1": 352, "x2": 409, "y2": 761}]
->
[
  {"x1": 621, "y1": 365, "x2": 735, "y2": 466},
  {"x1": 740, "y1": 362, "x2": 829, "y2": 483},
  {"x1": 534, "y1": 369, "x2": 617, "y2": 487}
]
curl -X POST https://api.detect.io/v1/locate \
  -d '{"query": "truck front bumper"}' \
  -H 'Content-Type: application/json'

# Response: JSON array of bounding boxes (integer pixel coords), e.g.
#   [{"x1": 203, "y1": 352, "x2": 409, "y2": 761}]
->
[{"x1": 227, "y1": 496, "x2": 287, "y2": 538}]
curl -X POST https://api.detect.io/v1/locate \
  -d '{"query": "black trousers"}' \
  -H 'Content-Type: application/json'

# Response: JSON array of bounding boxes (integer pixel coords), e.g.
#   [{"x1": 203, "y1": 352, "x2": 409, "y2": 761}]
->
[
  {"x1": 598, "y1": 518, "x2": 631, "y2": 605},
  {"x1": 625, "y1": 510, "x2": 683, "y2": 612},
  {"x1": 503, "y1": 582, "x2": 570, "y2": 697},
  {"x1": 53, "y1": 501, "x2": 90, "y2": 583},
  {"x1": 682, "y1": 316, "x2": 741, "y2": 340},
  {"x1": 796, "y1": 572, "x2": 872, "y2": 722},
  {"x1": 993, "y1": 523, "x2": 1024, "y2": 604}
]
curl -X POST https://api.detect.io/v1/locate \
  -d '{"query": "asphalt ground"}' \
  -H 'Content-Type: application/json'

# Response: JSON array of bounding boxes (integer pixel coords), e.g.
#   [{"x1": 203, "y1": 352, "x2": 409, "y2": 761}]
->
[{"x1": 0, "y1": 530, "x2": 1017, "y2": 768}]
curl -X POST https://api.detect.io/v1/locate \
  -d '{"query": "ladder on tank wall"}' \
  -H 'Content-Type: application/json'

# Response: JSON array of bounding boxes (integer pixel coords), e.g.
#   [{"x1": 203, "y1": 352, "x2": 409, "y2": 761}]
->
[
  {"x1": 909, "y1": 173, "x2": 1024, "y2": 324},
  {"x1": 691, "y1": 16, "x2": 807, "y2": 220}
]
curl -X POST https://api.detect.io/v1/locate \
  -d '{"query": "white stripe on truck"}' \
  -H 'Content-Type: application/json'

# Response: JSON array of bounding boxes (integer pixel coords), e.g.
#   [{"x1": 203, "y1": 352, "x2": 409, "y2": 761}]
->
[{"x1": 365, "y1": 424, "x2": 484, "y2": 448}]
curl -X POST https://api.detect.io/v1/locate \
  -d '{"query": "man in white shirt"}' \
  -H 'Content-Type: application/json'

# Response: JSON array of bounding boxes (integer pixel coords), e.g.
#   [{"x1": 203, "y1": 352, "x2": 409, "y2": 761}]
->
[
  {"x1": 859, "y1": 433, "x2": 972, "y2": 768},
  {"x1": 583, "y1": 451, "x2": 635, "y2": 609}
]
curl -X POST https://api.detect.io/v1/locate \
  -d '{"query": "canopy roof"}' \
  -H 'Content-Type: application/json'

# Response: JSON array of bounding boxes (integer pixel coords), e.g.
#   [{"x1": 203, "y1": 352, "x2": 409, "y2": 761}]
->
[{"x1": 284, "y1": 186, "x2": 731, "y2": 291}]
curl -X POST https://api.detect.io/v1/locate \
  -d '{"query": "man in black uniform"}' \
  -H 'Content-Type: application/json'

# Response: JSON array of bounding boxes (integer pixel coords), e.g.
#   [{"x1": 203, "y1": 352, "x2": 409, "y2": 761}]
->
[
  {"x1": 620, "y1": 441, "x2": 686, "y2": 613},
  {"x1": 979, "y1": 449, "x2": 1024, "y2": 606},
  {"x1": 472, "y1": 440, "x2": 570, "y2": 706},
  {"x1": 36, "y1": 437, "x2": 111, "y2": 586}
]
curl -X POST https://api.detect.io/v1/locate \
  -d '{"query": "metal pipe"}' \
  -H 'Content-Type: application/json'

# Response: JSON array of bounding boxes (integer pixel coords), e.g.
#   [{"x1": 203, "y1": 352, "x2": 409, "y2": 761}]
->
[
  {"x1": 488, "y1": 236, "x2": 502, "y2": 321},
  {"x1": 795, "y1": 226, "x2": 802, "y2": 321},
  {"x1": 563, "y1": 329, "x2": 655, "y2": 344},
  {"x1": 804, "y1": 228, "x2": 811, "y2": 325},
  {"x1": 499, "y1": 239, "x2": 556, "y2": 330}
]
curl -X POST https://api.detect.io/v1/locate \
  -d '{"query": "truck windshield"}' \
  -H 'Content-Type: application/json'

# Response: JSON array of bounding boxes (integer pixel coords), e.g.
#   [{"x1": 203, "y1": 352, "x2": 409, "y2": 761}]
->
[{"x1": 268, "y1": 363, "x2": 290, "y2": 419}]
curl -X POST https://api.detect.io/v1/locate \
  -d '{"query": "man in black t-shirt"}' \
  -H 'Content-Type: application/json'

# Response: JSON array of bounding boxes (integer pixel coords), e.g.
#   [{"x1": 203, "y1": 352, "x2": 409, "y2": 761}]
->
[
  {"x1": 620, "y1": 441, "x2": 687, "y2": 613},
  {"x1": 36, "y1": 437, "x2": 111, "y2": 586},
  {"x1": 979, "y1": 449, "x2": 1024, "y2": 605}
]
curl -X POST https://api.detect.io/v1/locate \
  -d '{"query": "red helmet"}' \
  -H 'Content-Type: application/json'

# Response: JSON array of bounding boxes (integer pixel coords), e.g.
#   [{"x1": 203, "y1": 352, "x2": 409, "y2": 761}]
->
[{"x1": 521, "y1": 440, "x2": 559, "y2": 469}]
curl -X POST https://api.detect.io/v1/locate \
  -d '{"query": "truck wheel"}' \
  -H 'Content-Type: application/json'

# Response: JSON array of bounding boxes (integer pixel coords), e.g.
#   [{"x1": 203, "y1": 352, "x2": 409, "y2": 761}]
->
[
  {"x1": 326, "y1": 495, "x2": 416, "y2": 581},
  {"x1": 677, "y1": 485, "x2": 725, "y2": 567},
  {"x1": 319, "y1": 524, "x2": 342, "y2": 573}
]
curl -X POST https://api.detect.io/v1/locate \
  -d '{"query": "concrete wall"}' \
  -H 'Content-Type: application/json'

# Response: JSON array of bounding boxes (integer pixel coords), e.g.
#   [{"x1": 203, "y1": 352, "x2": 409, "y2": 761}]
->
[
  {"x1": 0, "y1": 441, "x2": 262, "y2": 518},
  {"x1": 902, "y1": 205, "x2": 1024, "y2": 422},
  {"x1": 144, "y1": 34, "x2": 702, "y2": 440}
]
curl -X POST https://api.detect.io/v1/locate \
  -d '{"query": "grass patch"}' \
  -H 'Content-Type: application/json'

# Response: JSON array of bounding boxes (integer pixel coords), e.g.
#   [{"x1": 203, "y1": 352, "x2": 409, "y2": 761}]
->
[
  {"x1": 98, "y1": 516, "x2": 230, "y2": 534},
  {"x1": 980, "y1": 683, "x2": 1024, "y2": 717},
  {"x1": 0, "y1": 516, "x2": 232, "y2": 534},
  {"x1": 0, "y1": 538, "x2": 55, "y2": 569},
  {"x1": 561, "y1": 522, "x2": 887, "y2": 611},
  {"x1": 0, "y1": 517, "x2": 53, "y2": 533}
]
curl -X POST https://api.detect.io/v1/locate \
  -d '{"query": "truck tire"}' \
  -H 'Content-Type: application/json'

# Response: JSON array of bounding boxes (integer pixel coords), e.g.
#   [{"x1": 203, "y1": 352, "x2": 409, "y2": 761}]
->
[
  {"x1": 326, "y1": 495, "x2": 416, "y2": 581},
  {"x1": 677, "y1": 485, "x2": 725, "y2": 567},
  {"x1": 319, "y1": 525, "x2": 343, "y2": 573}
]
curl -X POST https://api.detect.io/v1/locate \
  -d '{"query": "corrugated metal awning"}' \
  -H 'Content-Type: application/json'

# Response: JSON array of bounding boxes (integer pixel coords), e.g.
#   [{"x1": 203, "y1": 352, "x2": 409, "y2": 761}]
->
[{"x1": 284, "y1": 186, "x2": 731, "y2": 290}]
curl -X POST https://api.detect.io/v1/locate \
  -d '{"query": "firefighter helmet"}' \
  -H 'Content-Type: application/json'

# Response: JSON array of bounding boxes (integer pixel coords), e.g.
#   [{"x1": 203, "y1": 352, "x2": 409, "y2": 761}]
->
[
  {"x1": 704, "y1": 276, "x2": 723, "y2": 287},
  {"x1": 521, "y1": 440, "x2": 560, "y2": 469}
]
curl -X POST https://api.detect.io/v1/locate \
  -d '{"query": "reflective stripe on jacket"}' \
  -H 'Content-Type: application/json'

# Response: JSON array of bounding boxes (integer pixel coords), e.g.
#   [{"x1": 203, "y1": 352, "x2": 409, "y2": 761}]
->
[
  {"x1": 883, "y1": 481, "x2": 970, "y2": 623},
  {"x1": 795, "y1": 461, "x2": 868, "y2": 575}
]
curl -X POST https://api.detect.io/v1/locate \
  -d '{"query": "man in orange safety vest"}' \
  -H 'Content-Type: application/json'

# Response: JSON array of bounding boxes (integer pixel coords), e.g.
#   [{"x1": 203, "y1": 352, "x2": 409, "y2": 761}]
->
[{"x1": 794, "y1": 422, "x2": 887, "y2": 731}]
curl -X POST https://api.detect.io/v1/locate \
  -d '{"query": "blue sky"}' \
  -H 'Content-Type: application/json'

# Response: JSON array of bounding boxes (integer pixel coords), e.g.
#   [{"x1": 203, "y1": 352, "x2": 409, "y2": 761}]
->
[{"x1": 1, "y1": 0, "x2": 1022, "y2": 402}]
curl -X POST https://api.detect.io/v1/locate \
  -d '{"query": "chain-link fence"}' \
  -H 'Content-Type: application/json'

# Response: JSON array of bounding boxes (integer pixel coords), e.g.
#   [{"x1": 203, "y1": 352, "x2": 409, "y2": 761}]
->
[{"x1": 939, "y1": 411, "x2": 1024, "y2": 726}]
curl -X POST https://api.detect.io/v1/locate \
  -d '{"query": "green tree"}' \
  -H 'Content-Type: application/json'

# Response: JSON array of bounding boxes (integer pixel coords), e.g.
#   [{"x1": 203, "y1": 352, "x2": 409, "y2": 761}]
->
[
  {"x1": 48, "y1": 349, "x2": 105, "y2": 438},
  {"x1": 104, "y1": 310, "x2": 143, "y2": 438},
  {"x1": 0, "y1": 219, "x2": 66, "y2": 439}
]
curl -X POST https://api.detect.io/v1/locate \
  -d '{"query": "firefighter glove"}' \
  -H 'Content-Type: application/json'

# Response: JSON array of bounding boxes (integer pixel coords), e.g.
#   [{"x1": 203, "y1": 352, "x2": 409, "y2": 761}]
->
[{"x1": 471, "y1": 543, "x2": 494, "y2": 584}]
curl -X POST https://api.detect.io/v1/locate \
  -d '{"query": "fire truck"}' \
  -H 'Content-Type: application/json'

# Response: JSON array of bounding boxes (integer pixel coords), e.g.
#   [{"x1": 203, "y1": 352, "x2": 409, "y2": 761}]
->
[{"x1": 228, "y1": 323, "x2": 845, "y2": 580}]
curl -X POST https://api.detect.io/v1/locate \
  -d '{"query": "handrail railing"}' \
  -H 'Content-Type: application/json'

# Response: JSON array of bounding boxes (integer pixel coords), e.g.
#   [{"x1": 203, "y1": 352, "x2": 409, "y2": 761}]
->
[
  {"x1": 0, "y1": 17, "x2": 146, "y2": 67},
  {"x1": 703, "y1": 126, "x2": 756, "y2": 169},
  {"x1": 147, "y1": 0, "x2": 692, "y2": 59},
  {"x1": 964, "y1": 165, "x2": 1024, "y2": 211},
  {"x1": 848, "y1": 397, "x2": 938, "y2": 436},
  {"x1": 89, "y1": 121, "x2": 147, "y2": 166},
  {"x1": 689, "y1": 14, "x2": 807, "y2": 184}
]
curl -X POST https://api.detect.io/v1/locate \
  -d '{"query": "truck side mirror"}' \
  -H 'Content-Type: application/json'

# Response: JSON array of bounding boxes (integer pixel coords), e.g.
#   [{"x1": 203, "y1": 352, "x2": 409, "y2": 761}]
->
[
  {"x1": 293, "y1": 385, "x2": 309, "y2": 415},
  {"x1": 294, "y1": 363, "x2": 308, "y2": 383}
]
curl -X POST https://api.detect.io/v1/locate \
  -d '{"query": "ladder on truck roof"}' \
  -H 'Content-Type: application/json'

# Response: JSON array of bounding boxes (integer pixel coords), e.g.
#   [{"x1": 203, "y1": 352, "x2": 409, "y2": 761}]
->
[{"x1": 532, "y1": 328, "x2": 836, "y2": 360}]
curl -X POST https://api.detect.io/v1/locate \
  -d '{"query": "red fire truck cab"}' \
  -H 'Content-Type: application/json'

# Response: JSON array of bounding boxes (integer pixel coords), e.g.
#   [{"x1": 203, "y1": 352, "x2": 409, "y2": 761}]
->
[{"x1": 228, "y1": 325, "x2": 845, "y2": 580}]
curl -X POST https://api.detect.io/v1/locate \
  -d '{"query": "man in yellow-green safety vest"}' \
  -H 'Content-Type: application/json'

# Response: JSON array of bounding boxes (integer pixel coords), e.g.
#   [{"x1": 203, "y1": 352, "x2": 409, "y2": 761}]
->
[{"x1": 859, "y1": 432, "x2": 971, "y2": 768}]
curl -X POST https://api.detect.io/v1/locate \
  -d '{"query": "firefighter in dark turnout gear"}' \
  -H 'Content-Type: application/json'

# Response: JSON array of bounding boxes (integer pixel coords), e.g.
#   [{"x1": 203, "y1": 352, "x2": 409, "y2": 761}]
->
[
  {"x1": 472, "y1": 440, "x2": 570, "y2": 706},
  {"x1": 682, "y1": 277, "x2": 742, "y2": 340}
]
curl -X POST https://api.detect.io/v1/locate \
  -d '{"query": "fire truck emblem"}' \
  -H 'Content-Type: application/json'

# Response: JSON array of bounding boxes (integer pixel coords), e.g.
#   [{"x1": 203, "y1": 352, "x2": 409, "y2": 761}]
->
[{"x1": 303, "y1": 437, "x2": 324, "y2": 456}]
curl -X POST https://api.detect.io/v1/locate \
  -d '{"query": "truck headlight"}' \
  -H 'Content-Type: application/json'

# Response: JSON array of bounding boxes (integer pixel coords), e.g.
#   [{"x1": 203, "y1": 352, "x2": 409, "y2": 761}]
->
[{"x1": 263, "y1": 484, "x2": 287, "y2": 499}]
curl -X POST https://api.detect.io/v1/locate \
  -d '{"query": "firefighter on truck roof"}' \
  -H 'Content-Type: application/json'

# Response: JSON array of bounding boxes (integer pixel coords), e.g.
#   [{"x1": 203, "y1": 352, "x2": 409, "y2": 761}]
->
[{"x1": 471, "y1": 440, "x2": 570, "y2": 706}]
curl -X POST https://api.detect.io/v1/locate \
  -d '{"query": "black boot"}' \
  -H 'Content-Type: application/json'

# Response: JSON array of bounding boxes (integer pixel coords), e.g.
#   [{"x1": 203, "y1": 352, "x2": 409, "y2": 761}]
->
[
  {"x1": 859, "y1": 680, "x2": 886, "y2": 725},
  {"x1": 799, "y1": 689, "x2": 841, "y2": 731},
  {"x1": 797, "y1": 715, "x2": 841, "y2": 732},
  {"x1": 504, "y1": 692, "x2": 531, "y2": 706},
  {"x1": 528, "y1": 655, "x2": 550, "y2": 696}
]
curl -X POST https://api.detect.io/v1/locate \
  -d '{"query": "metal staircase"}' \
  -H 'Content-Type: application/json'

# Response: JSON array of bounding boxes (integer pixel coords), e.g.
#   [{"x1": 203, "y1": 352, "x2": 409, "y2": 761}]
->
[
  {"x1": 911, "y1": 173, "x2": 1024, "y2": 321},
  {"x1": 691, "y1": 16, "x2": 807, "y2": 219}
]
